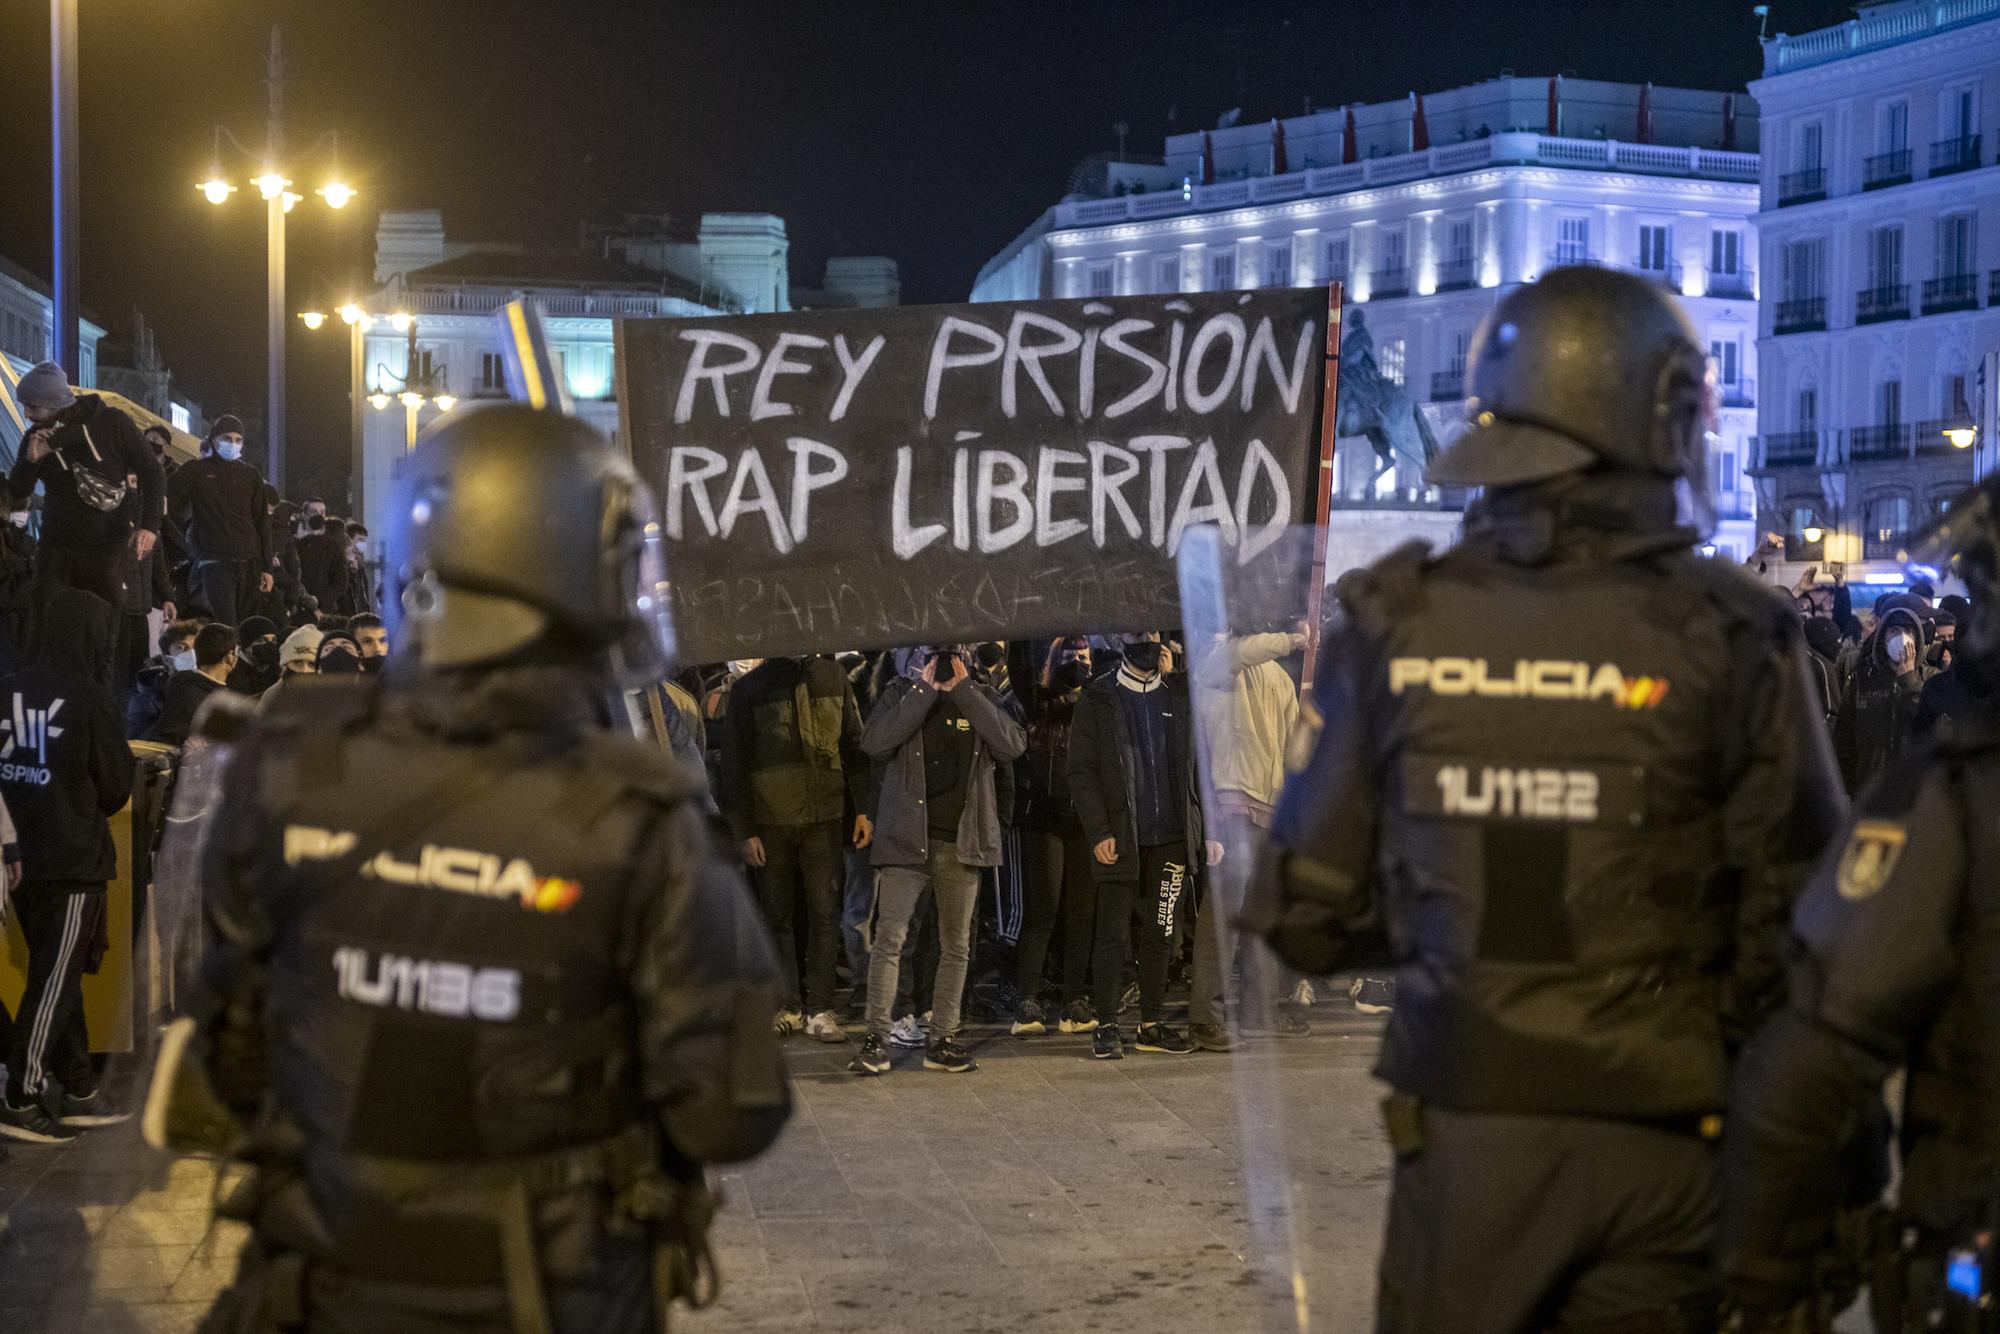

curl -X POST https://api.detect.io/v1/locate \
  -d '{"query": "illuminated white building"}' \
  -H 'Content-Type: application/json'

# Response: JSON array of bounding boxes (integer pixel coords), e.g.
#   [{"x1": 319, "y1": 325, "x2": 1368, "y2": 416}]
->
[
  {"x1": 351, "y1": 210, "x2": 896, "y2": 538},
  {"x1": 973, "y1": 75, "x2": 1764, "y2": 557},
  {"x1": 1751, "y1": 0, "x2": 2000, "y2": 582}
]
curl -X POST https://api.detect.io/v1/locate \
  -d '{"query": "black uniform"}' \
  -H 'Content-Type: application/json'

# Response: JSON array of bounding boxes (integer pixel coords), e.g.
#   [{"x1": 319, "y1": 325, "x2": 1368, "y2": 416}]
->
[
  {"x1": 192, "y1": 669, "x2": 791, "y2": 1332},
  {"x1": 1720, "y1": 695, "x2": 2000, "y2": 1328},
  {"x1": 1261, "y1": 479, "x2": 1844, "y2": 1332}
]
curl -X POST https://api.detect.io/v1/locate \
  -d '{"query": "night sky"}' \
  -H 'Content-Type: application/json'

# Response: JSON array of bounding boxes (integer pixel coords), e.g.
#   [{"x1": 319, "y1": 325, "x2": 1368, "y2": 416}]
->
[{"x1": 0, "y1": 0, "x2": 1856, "y2": 500}]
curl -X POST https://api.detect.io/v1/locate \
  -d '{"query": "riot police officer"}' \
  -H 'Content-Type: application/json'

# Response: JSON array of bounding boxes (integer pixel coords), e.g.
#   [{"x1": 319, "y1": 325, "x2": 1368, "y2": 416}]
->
[
  {"x1": 1253, "y1": 266, "x2": 1844, "y2": 1332},
  {"x1": 1719, "y1": 475, "x2": 2000, "y2": 1331},
  {"x1": 157, "y1": 405, "x2": 791, "y2": 1332}
]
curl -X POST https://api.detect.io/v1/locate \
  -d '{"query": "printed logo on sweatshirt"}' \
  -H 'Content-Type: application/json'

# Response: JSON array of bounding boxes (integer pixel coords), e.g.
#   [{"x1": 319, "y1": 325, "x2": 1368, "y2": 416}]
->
[
  {"x1": 1387, "y1": 658, "x2": 1670, "y2": 709},
  {"x1": 0, "y1": 694, "x2": 64, "y2": 785},
  {"x1": 284, "y1": 824, "x2": 584, "y2": 913}
]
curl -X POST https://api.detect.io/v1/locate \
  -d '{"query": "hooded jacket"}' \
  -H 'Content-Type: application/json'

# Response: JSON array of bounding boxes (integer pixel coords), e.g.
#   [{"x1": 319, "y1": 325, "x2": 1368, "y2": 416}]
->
[
  {"x1": 0, "y1": 588, "x2": 132, "y2": 885},
  {"x1": 861, "y1": 655, "x2": 1025, "y2": 869},
  {"x1": 7, "y1": 394, "x2": 163, "y2": 552},
  {"x1": 1834, "y1": 604, "x2": 1927, "y2": 793}
]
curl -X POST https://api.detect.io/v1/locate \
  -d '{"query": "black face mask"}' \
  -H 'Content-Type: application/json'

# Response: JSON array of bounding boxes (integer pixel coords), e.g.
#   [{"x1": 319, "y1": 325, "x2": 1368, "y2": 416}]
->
[
  {"x1": 359, "y1": 654, "x2": 384, "y2": 673},
  {"x1": 974, "y1": 643, "x2": 1006, "y2": 671},
  {"x1": 929, "y1": 651, "x2": 960, "y2": 680},
  {"x1": 1123, "y1": 642, "x2": 1163, "y2": 673},
  {"x1": 307, "y1": 514, "x2": 326, "y2": 532},
  {"x1": 320, "y1": 649, "x2": 362, "y2": 675},
  {"x1": 1052, "y1": 661, "x2": 1090, "y2": 693}
]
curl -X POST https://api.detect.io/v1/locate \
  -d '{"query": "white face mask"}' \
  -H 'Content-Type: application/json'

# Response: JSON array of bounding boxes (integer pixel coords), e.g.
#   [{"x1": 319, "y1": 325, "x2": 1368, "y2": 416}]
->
[
  {"x1": 213, "y1": 438, "x2": 244, "y2": 461},
  {"x1": 171, "y1": 649, "x2": 197, "y2": 672},
  {"x1": 728, "y1": 658, "x2": 762, "y2": 677}
]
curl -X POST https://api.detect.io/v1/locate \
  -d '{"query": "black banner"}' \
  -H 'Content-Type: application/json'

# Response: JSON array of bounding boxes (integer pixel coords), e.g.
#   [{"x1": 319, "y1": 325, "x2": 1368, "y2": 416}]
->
[{"x1": 617, "y1": 289, "x2": 1324, "y2": 662}]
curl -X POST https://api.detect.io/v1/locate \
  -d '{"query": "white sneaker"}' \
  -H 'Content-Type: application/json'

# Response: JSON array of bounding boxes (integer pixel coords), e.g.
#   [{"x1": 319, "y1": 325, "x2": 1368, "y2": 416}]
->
[
  {"x1": 1291, "y1": 978, "x2": 1316, "y2": 1008},
  {"x1": 888, "y1": 1016, "x2": 927, "y2": 1048},
  {"x1": 805, "y1": 1011, "x2": 847, "y2": 1043},
  {"x1": 774, "y1": 1009, "x2": 805, "y2": 1037}
]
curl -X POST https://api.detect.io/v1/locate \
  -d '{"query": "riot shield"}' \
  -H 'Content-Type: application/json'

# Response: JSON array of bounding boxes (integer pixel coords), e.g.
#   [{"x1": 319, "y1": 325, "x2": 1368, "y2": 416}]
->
[{"x1": 1175, "y1": 518, "x2": 1452, "y2": 1331}]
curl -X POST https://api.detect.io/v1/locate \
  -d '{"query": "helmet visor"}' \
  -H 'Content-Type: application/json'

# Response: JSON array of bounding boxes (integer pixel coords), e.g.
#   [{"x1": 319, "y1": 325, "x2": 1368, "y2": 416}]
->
[{"x1": 604, "y1": 473, "x2": 678, "y2": 686}]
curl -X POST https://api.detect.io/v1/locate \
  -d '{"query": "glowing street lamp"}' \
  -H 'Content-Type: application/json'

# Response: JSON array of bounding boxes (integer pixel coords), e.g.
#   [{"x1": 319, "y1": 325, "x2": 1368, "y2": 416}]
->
[
  {"x1": 368, "y1": 390, "x2": 391, "y2": 411},
  {"x1": 1947, "y1": 424, "x2": 1978, "y2": 451},
  {"x1": 198, "y1": 176, "x2": 236, "y2": 205},
  {"x1": 389, "y1": 311, "x2": 412, "y2": 334},
  {"x1": 433, "y1": 392, "x2": 457, "y2": 413},
  {"x1": 317, "y1": 180, "x2": 355, "y2": 209},
  {"x1": 252, "y1": 171, "x2": 290, "y2": 202},
  {"x1": 1803, "y1": 525, "x2": 1825, "y2": 544},
  {"x1": 298, "y1": 309, "x2": 325, "y2": 331}
]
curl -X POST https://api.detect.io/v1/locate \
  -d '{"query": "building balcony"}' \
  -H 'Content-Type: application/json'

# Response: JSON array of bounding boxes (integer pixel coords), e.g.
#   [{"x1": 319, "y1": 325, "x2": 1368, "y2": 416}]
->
[
  {"x1": 1718, "y1": 378, "x2": 1755, "y2": 409},
  {"x1": 1855, "y1": 284, "x2": 1911, "y2": 324},
  {"x1": 1914, "y1": 418, "x2": 1972, "y2": 455},
  {"x1": 1434, "y1": 257, "x2": 1476, "y2": 292},
  {"x1": 1757, "y1": 431, "x2": 1820, "y2": 467},
  {"x1": 1706, "y1": 269, "x2": 1754, "y2": 299},
  {"x1": 1848, "y1": 423, "x2": 1913, "y2": 461},
  {"x1": 1629, "y1": 260, "x2": 1682, "y2": 290},
  {"x1": 1862, "y1": 149, "x2": 1913, "y2": 190},
  {"x1": 1777, "y1": 167, "x2": 1826, "y2": 206},
  {"x1": 1548, "y1": 248, "x2": 1596, "y2": 270},
  {"x1": 1429, "y1": 369, "x2": 1465, "y2": 402},
  {"x1": 1773, "y1": 297, "x2": 1826, "y2": 334},
  {"x1": 1370, "y1": 267, "x2": 1410, "y2": 299},
  {"x1": 1930, "y1": 134, "x2": 1982, "y2": 178},
  {"x1": 1923, "y1": 273, "x2": 1980, "y2": 315}
]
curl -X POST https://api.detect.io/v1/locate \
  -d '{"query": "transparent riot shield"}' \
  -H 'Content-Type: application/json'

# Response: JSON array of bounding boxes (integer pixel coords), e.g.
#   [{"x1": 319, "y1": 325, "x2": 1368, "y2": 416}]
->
[{"x1": 1176, "y1": 517, "x2": 1453, "y2": 1332}]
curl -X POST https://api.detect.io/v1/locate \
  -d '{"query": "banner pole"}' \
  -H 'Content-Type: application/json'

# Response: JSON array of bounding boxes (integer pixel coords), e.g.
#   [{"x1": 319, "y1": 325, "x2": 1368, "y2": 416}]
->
[{"x1": 1301, "y1": 280, "x2": 1344, "y2": 693}]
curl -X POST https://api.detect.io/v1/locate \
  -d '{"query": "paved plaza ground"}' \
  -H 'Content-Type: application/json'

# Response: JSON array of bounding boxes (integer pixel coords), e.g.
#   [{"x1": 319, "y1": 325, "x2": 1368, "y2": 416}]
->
[{"x1": 0, "y1": 1000, "x2": 1394, "y2": 1333}]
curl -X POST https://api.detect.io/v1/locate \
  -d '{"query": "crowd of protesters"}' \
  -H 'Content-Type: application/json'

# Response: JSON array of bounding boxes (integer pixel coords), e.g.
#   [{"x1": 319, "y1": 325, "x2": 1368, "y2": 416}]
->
[{"x1": 0, "y1": 361, "x2": 387, "y2": 1145}]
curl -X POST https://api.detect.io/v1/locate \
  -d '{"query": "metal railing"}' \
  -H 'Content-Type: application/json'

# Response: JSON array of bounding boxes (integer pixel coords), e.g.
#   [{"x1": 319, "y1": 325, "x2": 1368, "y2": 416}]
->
[
  {"x1": 1931, "y1": 134, "x2": 1982, "y2": 176},
  {"x1": 1706, "y1": 269, "x2": 1754, "y2": 298},
  {"x1": 1923, "y1": 273, "x2": 1980, "y2": 314},
  {"x1": 1630, "y1": 259, "x2": 1682, "y2": 289},
  {"x1": 1429, "y1": 370, "x2": 1465, "y2": 402},
  {"x1": 1863, "y1": 149, "x2": 1913, "y2": 190},
  {"x1": 1434, "y1": 257, "x2": 1475, "y2": 291},
  {"x1": 1767, "y1": 0, "x2": 2000, "y2": 73},
  {"x1": 1855, "y1": 284, "x2": 1911, "y2": 324},
  {"x1": 1773, "y1": 296, "x2": 1826, "y2": 334},
  {"x1": 1777, "y1": 167, "x2": 1826, "y2": 205},
  {"x1": 1718, "y1": 378, "x2": 1756, "y2": 409},
  {"x1": 1848, "y1": 423, "x2": 1913, "y2": 460},
  {"x1": 1758, "y1": 431, "x2": 1820, "y2": 466},
  {"x1": 1915, "y1": 418, "x2": 1969, "y2": 454},
  {"x1": 1369, "y1": 266, "x2": 1410, "y2": 298}
]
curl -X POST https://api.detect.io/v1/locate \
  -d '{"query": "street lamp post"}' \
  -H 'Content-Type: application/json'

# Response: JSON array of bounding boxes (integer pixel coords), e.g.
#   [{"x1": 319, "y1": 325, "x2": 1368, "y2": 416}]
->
[
  {"x1": 196, "y1": 26, "x2": 352, "y2": 492},
  {"x1": 50, "y1": 0, "x2": 80, "y2": 376},
  {"x1": 297, "y1": 301, "x2": 455, "y2": 519}
]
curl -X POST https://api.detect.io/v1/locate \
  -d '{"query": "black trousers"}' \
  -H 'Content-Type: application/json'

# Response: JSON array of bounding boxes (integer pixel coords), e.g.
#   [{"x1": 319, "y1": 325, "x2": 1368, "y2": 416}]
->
[
  {"x1": 1375, "y1": 1105, "x2": 1718, "y2": 1333},
  {"x1": 33, "y1": 543, "x2": 124, "y2": 653},
  {"x1": 3, "y1": 883, "x2": 104, "y2": 1106},
  {"x1": 192, "y1": 558, "x2": 258, "y2": 627},
  {"x1": 1092, "y1": 842, "x2": 1188, "y2": 1026},
  {"x1": 752, "y1": 820, "x2": 844, "y2": 1016},
  {"x1": 1014, "y1": 827, "x2": 1097, "y2": 1004}
]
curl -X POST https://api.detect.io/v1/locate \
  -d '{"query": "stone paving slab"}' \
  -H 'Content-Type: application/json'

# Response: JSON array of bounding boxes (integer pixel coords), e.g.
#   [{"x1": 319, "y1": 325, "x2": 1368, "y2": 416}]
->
[{"x1": 0, "y1": 1002, "x2": 1412, "y2": 1332}]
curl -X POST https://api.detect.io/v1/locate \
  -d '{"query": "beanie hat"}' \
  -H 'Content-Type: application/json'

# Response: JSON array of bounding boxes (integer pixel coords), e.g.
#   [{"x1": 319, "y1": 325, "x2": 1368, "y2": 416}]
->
[
  {"x1": 208, "y1": 414, "x2": 245, "y2": 440},
  {"x1": 16, "y1": 361, "x2": 75, "y2": 412},
  {"x1": 279, "y1": 624, "x2": 323, "y2": 669},
  {"x1": 238, "y1": 616, "x2": 277, "y2": 643}
]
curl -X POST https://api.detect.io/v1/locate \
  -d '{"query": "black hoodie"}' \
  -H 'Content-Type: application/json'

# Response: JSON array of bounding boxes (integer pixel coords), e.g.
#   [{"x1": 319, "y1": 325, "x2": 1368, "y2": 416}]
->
[
  {"x1": 0, "y1": 588, "x2": 132, "y2": 885},
  {"x1": 7, "y1": 394, "x2": 164, "y2": 553}
]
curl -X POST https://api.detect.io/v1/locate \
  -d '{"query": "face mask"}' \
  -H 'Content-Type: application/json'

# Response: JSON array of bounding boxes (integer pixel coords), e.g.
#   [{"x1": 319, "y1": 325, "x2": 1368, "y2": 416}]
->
[
  {"x1": 1053, "y1": 661, "x2": 1089, "y2": 693},
  {"x1": 171, "y1": 649, "x2": 197, "y2": 673},
  {"x1": 1123, "y1": 642, "x2": 1163, "y2": 673},
  {"x1": 359, "y1": 654, "x2": 384, "y2": 673},
  {"x1": 728, "y1": 658, "x2": 762, "y2": 677},
  {"x1": 320, "y1": 650, "x2": 362, "y2": 675},
  {"x1": 352, "y1": 539, "x2": 367, "y2": 555},
  {"x1": 308, "y1": 515, "x2": 326, "y2": 532},
  {"x1": 974, "y1": 643, "x2": 1005, "y2": 671},
  {"x1": 213, "y1": 439, "x2": 243, "y2": 461}
]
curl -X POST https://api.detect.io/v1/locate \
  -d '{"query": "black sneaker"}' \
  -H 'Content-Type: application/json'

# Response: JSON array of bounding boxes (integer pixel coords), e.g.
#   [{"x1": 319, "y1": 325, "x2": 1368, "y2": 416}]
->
[
  {"x1": 1350, "y1": 977, "x2": 1396, "y2": 1015},
  {"x1": 849, "y1": 1034, "x2": 891, "y2": 1076},
  {"x1": 0, "y1": 1097, "x2": 78, "y2": 1144},
  {"x1": 1190, "y1": 1022, "x2": 1233, "y2": 1053},
  {"x1": 1010, "y1": 999, "x2": 1048, "y2": 1036},
  {"x1": 922, "y1": 1039, "x2": 977, "y2": 1074},
  {"x1": 1134, "y1": 1023, "x2": 1194, "y2": 1054},
  {"x1": 1058, "y1": 1001, "x2": 1099, "y2": 1034},
  {"x1": 58, "y1": 1085, "x2": 130, "y2": 1128},
  {"x1": 1092, "y1": 1025, "x2": 1123, "y2": 1060}
]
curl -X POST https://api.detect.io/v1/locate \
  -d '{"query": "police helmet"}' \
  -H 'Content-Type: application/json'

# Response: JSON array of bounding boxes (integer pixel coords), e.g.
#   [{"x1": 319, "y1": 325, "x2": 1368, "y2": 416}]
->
[
  {"x1": 1429, "y1": 266, "x2": 1715, "y2": 494},
  {"x1": 382, "y1": 404, "x2": 674, "y2": 677},
  {"x1": 1905, "y1": 474, "x2": 2000, "y2": 671}
]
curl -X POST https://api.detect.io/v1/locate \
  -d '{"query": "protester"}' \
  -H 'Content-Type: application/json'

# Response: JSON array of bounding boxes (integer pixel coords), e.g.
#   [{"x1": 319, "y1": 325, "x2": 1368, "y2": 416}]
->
[
  {"x1": 1833, "y1": 597, "x2": 1929, "y2": 792},
  {"x1": 226, "y1": 617, "x2": 282, "y2": 695},
  {"x1": 165, "y1": 415, "x2": 272, "y2": 626},
  {"x1": 145, "y1": 622, "x2": 238, "y2": 747},
  {"x1": 1068, "y1": 631, "x2": 1215, "y2": 1059},
  {"x1": 0, "y1": 588, "x2": 132, "y2": 1143},
  {"x1": 1009, "y1": 637, "x2": 1101, "y2": 1036},
  {"x1": 344, "y1": 521, "x2": 375, "y2": 612},
  {"x1": 6, "y1": 361, "x2": 163, "y2": 626},
  {"x1": 315, "y1": 629, "x2": 364, "y2": 675},
  {"x1": 721, "y1": 655, "x2": 870, "y2": 1041},
  {"x1": 347, "y1": 611, "x2": 388, "y2": 669},
  {"x1": 293, "y1": 507, "x2": 349, "y2": 615},
  {"x1": 0, "y1": 507, "x2": 35, "y2": 676},
  {"x1": 257, "y1": 624, "x2": 323, "y2": 712},
  {"x1": 850, "y1": 645, "x2": 1025, "y2": 1076}
]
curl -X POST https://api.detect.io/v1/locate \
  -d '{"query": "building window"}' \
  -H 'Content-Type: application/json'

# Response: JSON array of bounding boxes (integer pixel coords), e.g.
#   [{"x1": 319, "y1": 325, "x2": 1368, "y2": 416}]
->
[
  {"x1": 1797, "y1": 122, "x2": 1823, "y2": 171},
  {"x1": 1154, "y1": 255, "x2": 1181, "y2": 293},
  {"x1": 1210, "y1": 248, "x2": 1236, "y2": 292},
  {"x1": 1088, "y1": 264, "x2": 1114, "y2": 298},
  {"x1": 1797, "y1": 387, "x2": 1817, "y2": 432},
  {"x1": 1878, "y1": 378, "x2": 1903, "y2": 427},
  {"x1": 1944, "y1": 372, "x2": 1971, "y2": 421},
  {"x1": 1324, "y1": 236, "x2": 1349, "y2": 284},
  {"x1": 1637, "y1": 224, "x2": 1672, "y2": 273},
  {"x1": 1713, "y1": 448, "x2": 1739, "y2": 498},
  {"x1": 1710, "y1": 230, "x2": 1742, "y2": 276},
  {"x1": 1867, "y1": 226, "x2": 1904, "y2": 289},
  {"x1": 1264, "y1": 239, "x2": 1293, "y2": 288},
  {"x1": 1555, "y1": 217, "x2": 1590, "y2": 264},
  {"x1": 1380, "y1": 337, "x2": 1406, "y2": 387},
  {"x1": 480, "y1": 352, "x2": 505, "y2": 392},
  {"x1": 1381, "y1": 228, "x2": 1407, "y2": 272},
  {"x1": 1448, "y1": 218, "x2": 1474, "y2": 263},
  {"x1": 1782, "y1": 238, "x2": 1826, "y2": 300},
  {"x1": 414, "y1": 348, "x2": 436, "y2": 383},
  {"x1": 1943, "y1": 86, "x2": 1977, "y2": 140},
  {"x1": 1938, "y1": 214, "x2": 1976, "y2": 278},
  {"x1": 1449, "y1": 330, "x2": 1472, "y2": 375},
  {"x1": 1867, "y1": 494, "x2": 1911, "y2": 545},
  {"x1": 1880, "y1": 100, "x2": 1909, "y2": 154},
  {"x1": 1709, "y1": 338, "x2": 1741, "y2": 386}
]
